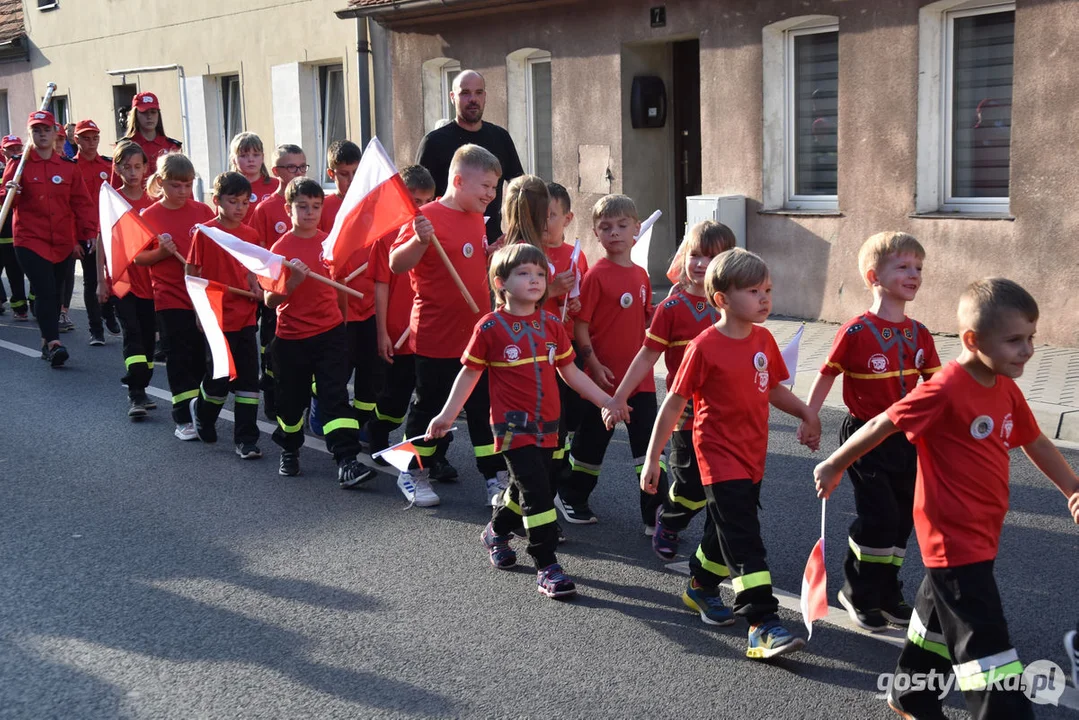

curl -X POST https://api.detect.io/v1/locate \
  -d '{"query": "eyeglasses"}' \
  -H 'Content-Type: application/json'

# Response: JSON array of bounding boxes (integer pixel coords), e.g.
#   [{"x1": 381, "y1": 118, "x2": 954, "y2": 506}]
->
[{"x1": 275, "y1": 164, "x2": 309, "y2": 174}]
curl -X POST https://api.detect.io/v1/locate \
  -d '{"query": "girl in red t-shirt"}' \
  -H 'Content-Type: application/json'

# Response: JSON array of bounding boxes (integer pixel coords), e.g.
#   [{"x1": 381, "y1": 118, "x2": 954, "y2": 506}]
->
[
  {"x1": 135, "y1": 153, "x2": 214, "y2": 441},
  {"x1": 228, "y1": 132, "x2": 278, "y2": 226}
]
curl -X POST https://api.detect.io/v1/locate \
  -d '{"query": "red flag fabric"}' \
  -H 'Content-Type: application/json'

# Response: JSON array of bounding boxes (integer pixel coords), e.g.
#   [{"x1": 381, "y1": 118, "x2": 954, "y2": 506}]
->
[
  {"x1": 99, "y1": 183, "x2": 157, "y2": 298},
  {"x1": 800, "y1": 499, "x2": 829, "y2": 640},
  {"x1": 185, "y1": 276, "x2": 236, "y2": 380},
  {"x1": 321, "y1": 137, "x2": 417, "y2": 274},
  {"x1": 195, "y1": 223, "x2": 290, "y2": 295}
]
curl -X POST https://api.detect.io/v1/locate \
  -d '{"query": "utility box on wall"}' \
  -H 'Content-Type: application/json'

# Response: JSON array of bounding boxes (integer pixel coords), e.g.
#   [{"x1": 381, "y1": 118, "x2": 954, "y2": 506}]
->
[{"x1": 686, "y1": 195, "x2": 746, "y2": 248}]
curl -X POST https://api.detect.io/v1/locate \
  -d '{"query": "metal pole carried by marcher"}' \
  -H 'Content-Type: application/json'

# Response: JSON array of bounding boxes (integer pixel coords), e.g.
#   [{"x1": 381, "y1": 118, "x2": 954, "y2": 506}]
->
[{"x1": 0, "y1": 82, "x2": 58, "y2": 230}]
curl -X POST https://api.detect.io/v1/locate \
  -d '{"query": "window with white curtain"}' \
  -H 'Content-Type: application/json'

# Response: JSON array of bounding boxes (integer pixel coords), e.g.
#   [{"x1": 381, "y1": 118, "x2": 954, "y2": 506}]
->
[
  {"x1": 441, "y1": 61, "x2": 461, "y2": 122},
  {"x1": 317, "y1": 64, "x2": 347, "y2": 185},
  {"x1": 526, "y1": 55, "x2": 552, "y2": 181},
  {"x1": 787, "y1": 26, "x2": 838, "y2": 207},
  {"x1": 945, "y1": 5, "x2": 1014, "y2": 208},
  {"x1": 220, "y1": 75, "x2": 243, "y2": 155}
]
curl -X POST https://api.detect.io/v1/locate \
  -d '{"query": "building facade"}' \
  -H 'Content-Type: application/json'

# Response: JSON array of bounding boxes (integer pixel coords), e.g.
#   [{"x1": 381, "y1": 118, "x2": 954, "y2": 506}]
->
[
  {"x1": 0, "y1": 0, "x2": 37, "y2": 139},
  {"x1": 345, "y1": 0, "x2": 1079, "y2": 347}
]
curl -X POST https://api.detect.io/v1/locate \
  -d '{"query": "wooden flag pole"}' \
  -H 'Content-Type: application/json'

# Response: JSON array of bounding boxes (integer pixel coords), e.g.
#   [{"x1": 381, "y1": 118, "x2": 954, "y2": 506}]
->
[
  {"x1": 0, "y1": 82, "x2": 57, "y2": 230},
  {"x1": 430, "y1": 234, "x2": 480, "y2": 314},
  {"x1": 393, "y1": 326, "x2": 410, "y2": 350},
  {"x1": 283, "y1": 260, "x2": 364, "y2": 300},
  {"x1": 343, "y1": 262, "x2": 368, "y2": 283},
  {"x1": 171, "y1": 249, "x2": 259, "y2": 299}
]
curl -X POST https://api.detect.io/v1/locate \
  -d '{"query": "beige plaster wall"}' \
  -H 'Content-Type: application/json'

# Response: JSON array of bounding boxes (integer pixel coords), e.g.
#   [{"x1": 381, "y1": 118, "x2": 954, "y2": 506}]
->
[{"x1": 0, "y1": 59, "x2": 36, "y2": 136}]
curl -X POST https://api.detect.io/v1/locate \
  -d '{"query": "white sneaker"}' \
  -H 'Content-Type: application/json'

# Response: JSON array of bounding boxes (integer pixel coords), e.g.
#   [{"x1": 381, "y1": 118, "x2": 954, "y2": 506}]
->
[
  {"x1": 397, "y1": 468, "x2": 439, "y2": 507},
  {"x1": 643, "y1": 524, "x2": 656, "y2": 537},
  {"x1": 174, "y1": 422, "x2": 198, "y2": 441},
  {"x1": 486, "y1": 470, "x2": 510, "y2": 507}
]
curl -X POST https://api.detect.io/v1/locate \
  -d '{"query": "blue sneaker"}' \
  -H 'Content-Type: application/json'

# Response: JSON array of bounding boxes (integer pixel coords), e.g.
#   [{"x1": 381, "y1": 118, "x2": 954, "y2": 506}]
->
[
  {"x1": 481, "y1": 522, "x2": 516, "y2": 569},
  {"x1": 536, "y1": 563, "x2": 576, "y2": 599},
  {"x1": 682, "y1": 579, "x2": 735, "y2": 626},
  {"x1": 309, "y1": 396, "x2": 324, "y2": 437},
  {"x1": 746, "y1": 620, "x2": 805, "y2": 660},
  {"x1": 652, "y1": 505, "x2": 679, "y2": 560}
]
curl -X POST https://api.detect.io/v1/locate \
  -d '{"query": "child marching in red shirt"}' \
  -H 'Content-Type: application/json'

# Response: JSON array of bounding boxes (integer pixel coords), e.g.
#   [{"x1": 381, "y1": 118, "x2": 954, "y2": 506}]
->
[
  {"x1": 185, "y1": 172, "x2": 263, "y2": 458},
  {"x1": 264, "y1": 178, "x2": 372, "y2": 487},
  {"x1": 640, "y1": 248, "x2": 820, "y2": 659},
  {"x1": 815, "y1": 278, "x2": 1079, "y2": 719},
  {"x1": 426, "y1": 244, "x2": 626, "y2": 598},
  {"x1": 72, "y1": 118, "x2": 117, "y2": 344},
  {"x1": 136, "y1": 153, "x2": 215, "y2": 440},
  {"x1": 366, "y1": 165, "x2": 436, "y2": 457},
  {"x1": 558, "y1": 194, "x2": 663, "y2": 530},
  {"x1": 611, "y1": 221, "x2": 735, "y2": 610},
  {"x1": 806, "y1": 232, "x2": 942, "y2": 633},
  {"x1": 228, "y1": 132, "x2": 278, "y2": 226}
]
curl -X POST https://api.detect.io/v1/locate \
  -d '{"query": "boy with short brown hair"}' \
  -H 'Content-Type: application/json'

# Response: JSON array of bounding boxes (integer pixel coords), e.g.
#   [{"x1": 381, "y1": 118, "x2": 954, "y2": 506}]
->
[
  {"x1": 815, "y1": 277, "x2": 1079, "y2": 719},
  {"x1": 806, "y1": 231, "x2": 941, "y2": 633}
]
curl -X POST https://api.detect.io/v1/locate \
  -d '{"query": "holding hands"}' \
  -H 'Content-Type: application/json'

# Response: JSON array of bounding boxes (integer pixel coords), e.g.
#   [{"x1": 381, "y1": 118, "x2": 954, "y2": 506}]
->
[{"x1": 601, "y1": 397, "x2": 632, "y2": 430}]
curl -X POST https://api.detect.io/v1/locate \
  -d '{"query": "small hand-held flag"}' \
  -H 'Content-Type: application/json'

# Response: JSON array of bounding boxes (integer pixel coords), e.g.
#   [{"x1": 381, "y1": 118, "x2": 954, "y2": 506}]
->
[
  {"x1": 561, "y1": 238, "x2": 583, "y2": 322},
  {"x1": 800, "y1": 498, "x2": 829, "y2": 640},
  {"x1": 185, "y1": 276, "x2": 235, "y2": 380},
  {"x1": 630, "y1": 209, "x2": 662, "y2": 274},
  {"x1": 99, "y1": 183, "x2": 157, "y2": 298},
  {"x1": 197, "y1": 223, "x2": 290, "y2": 294},
  {"x1": 780, "y1": 324, "x2": 805, "y2": 388},
  {"x1": 372, "y1": 429, "x2": 458, "y2": 473}
]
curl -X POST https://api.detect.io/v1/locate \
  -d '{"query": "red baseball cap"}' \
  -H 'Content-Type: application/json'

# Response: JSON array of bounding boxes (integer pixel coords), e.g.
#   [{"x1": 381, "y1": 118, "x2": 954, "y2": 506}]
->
[
  {"x1": 28, "y1": 110, "x2": 56, "y2": 128},
  {"x1": 132, "y1": 92, "x2": 160, "y2": 111},
  {"x1": 1, "y1": 135, "x2": 22, "y2": 149},
  {"x1": 74, "y1": 119, "x2": 101, "y2": 135}
]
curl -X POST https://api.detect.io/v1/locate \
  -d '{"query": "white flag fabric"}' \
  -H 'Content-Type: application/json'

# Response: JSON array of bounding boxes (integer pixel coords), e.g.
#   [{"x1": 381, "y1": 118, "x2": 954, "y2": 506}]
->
[
  {"x1": 372, "y1": 429, "x2": 458, "y2": 473},
  {"x1": 780, "y1": 325, "x2": 804, "y2": 388},
  {"x1": 197, "y1": 223, "x2": 285, "y2": 281},
  {"x1": 562, "y1": 239, "x2": 583, "y2": 322},
  {"x1": 185, "y1": 276, "x2": 234, "y2": 380},
  {"x1": 630, "y1": 209, "x2": 662, "y2": 274}
]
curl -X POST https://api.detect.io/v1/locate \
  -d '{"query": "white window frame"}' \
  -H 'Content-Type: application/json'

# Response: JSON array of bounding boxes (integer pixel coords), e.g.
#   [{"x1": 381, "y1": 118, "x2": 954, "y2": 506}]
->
[
  {"x1": 916, "y1": 0, "x2": 1014, "y2": 215},
  {"x1": 441, "y1": 61, "x2": 461, "y2": 123},
  {"x1": 421, "y1": 57, "x2": 461, "y2": 134},
  {"x1": 0, "y1": 90, "x2": 10, "y2": 137},
  {"x1": 314, "y1": 63, "x2": 347, "y2": 189},
  {"x1": 525, "y1": 53, "x2": 552, "y2": 178},
  {"x1": 218, "y1": 74, "x2": 243, "y2": 174},
  {"x1": 761, "y1": 15, "x2": 839, "y2": 212}
]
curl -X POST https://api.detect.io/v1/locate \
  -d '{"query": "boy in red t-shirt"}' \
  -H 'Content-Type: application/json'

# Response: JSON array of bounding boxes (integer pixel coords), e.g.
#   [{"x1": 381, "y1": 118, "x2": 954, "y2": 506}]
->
[
  {"x1": 806, "y1": 232, "x2": 942, "y2": 633},
  {"x1": 264, "y1": 178, "x2": 372, "y2": 487},
  {"x1": 557, "y1": 194, "x2": 663, "y2": 530},
  {"x1": 366, "y1": 165, "x2": 435, "y2": 457},
  {"x1": 639, "y1": 248, "x2": 820, "y2": 660},
  {"x1": 815, "y1": 278, "x2": 1079, "y2": 719},
  {"x1": 185, "y1": 172, "x2": 263, "y2": 458},
  {"x1": 426, "y1": 243, "x2": 627, "y2": 598},
  {"x1": 389, "y1": 144, "x2": 504, "y2": 508}
]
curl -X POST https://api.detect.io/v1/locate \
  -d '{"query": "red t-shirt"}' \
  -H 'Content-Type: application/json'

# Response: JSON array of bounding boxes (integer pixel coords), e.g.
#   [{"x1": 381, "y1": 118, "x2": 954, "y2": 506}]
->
[
  {"x1": 821, "y1": 312, "x2": 943, "y2": 421},
  {"x1": 369, "y1": 230, "x2": 414, "y2": 356},
  {"x1": 243, "y1": 176, "x2": 279, "y2": 226},
  {"x1": 886, "y1": 361, "x2": 1040, "y2": 568},
  {"x1": 577, "y1": 258, "x2": 653, "y2": 393},
  {"x1": 543, "y1": 240, "x2": 589, "y2": 333},
  {"x1": 75, "y1": 154, "x2": 113, "y2": 233},
  {"x1": 140, "y1": 199, "x2": 215, "y2": 311},
  {"x1": 131, "y1": 132, "x2": 182, "y2": 177},
  {"x1": 644, "y1": 289, "x2": 718, "y2": 389},
  {"x1": 187, "y1": 217, "x2": 259, "y2": 331},
  {"x1": 391, "y1": 201, "x2": 490, "y2": 359},
  {"x1": 269, "y1": 229, "x2": 343, "y2": 340},
  {"x1": 126, "y1": 193, "x2": 156, "y2": 300},
  {"x1": 463, "y1": 308, "x2": 575, "y2": 451},
  {"x1": 671, "y1": 325, "x2": 788, "y2": 484},
  {"x1": 251, "y1": 194, "x2": 290, "y2": 249},
  {"x1": 318, "y1": 193, "x2": 344, "y2": 233}
]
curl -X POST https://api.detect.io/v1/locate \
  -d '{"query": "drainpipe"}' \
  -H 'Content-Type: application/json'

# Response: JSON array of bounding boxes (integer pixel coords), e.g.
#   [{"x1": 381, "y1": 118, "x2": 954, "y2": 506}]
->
[
  {"x1": 105, "y1": 63, "x2": 200, "y2": 198},
  {"x1": 356, "y1": 18, "x2": 373, "y2": 147}
]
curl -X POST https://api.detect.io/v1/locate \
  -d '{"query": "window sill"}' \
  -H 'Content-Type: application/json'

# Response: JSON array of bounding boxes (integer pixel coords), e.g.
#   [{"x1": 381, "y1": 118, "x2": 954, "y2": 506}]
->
[
  {"x1": 908, "y1": 211, "x2": 1015, "y2": 221},
  {"x1": 758, "y1": 209, "x2": 844, "y2": 217}
]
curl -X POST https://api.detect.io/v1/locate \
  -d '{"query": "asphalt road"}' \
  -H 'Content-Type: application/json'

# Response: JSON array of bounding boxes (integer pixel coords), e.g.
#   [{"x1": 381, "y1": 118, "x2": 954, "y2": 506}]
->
[{"x1": 1, "y1": 307, "x2": 1077, "y2": 719}]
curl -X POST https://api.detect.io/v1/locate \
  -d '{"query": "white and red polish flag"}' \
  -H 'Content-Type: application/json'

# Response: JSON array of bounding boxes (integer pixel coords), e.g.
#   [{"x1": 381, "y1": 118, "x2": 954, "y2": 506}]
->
[
  {"x1": 185, "y1": 276, "x2": 236, "y2": 380},
  {"x1": 371, "y1": 427, "x2": 458, "y2": 473},
  {"x1": 195, "y1": 223, "x2": 289, "y2": 294},
  {"x1": 800, "y1": 498, "x2": 829, "y2": 640},
  {"x1": 321, "y1": 137, "x2": 418, "y2": 274},
  {"x1": 99, "y1": 183, "x2": 157, "y2": 298}
]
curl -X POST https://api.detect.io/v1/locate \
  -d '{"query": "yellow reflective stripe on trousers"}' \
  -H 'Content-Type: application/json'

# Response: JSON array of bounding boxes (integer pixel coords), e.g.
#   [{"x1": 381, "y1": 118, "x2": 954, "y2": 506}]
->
[
  {"x1": 502, "y1": 489, "x2": 522, "y2": 515},
  {"x1": 954, "y1": 649, "x2": 1022, "y2": 691},
  {"x1": 125, "y1": 354, "x2": 148, "y2": 368},
  {"x1": 147, "y1": 362, "x2": 155, "y2": 370},
  {"x1": 523, "y1": 508, "x2": 557, "y2": 529},
  {"x1": 570, "y1": 456, "x2": 601, "y2": 476},
  {"x1": 474, "y1": 443, "x2": 497, "y2": 458},
  {"x1": 414, "y1": 443, "x2": 438, "y2": 457},
  {"x1": 848, "y1": 536, "x2": 894, "y2": 564},
  {"x1": 277, "y1": 416, "x2": 304, "y2": 433},
  {"x1": 552, "y1": 447, "x2": 566, "y2": 461},
  {"x1": 352, "y1": 399, "x2": 376, "y2": 411},
  {"x1": 374, "y1": 407, "x2": 405, "y2": 424},
  {"x1": 172, "y1": 389, "x2": 199, "y2": 404},
  {"x1": 907, "y1": 610, "x2": 951, "y2": 661},
  {"x1": 234, "y1": 393, "x2": 261, "y2": 405},
  {"x1": 731, "y1": 571, "x2": 771, "y2": 593},
  {"x1": 322, "y1": 417, "x2": 360, "y2": 434},
  {"x1": 669, "y1": 485, "x2": 707, "y2": 511},
  {"x1": 891, "y1": 546, "x2": 906, "y2": 567},
  {"x1": 694, "y1": 546, "x2": 730, "y2": 577},
  {"x1": 200, "y1": 386, "x2": 227, "y2": 405}
]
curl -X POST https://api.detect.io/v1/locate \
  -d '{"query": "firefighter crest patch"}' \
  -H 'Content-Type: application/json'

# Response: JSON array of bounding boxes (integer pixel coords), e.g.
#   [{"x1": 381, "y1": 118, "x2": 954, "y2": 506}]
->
[{"x1": 970, "y1": 415, "x2": 994, "y2": 440}]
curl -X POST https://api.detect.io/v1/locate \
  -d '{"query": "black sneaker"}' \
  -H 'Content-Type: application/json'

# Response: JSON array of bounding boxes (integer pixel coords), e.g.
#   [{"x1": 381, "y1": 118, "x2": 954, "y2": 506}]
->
[
  {"x1": 887, "y1": 688, "x2": 949, "y2": 720},
  {"x1": 235, "y1": 443, "x2": 262, "y2": 460},
  {"x1": 104, "y1": 314, "x2": 121, "y2": 336},
  {"x1": 429, "y1": 458, "x2": 459, "y2": 482},
  {"x1": 40, "y1": 344, "x2": 49, "y2": 361},
  {"x1": 338, "y1": 458, "x2": 375, "y2": 488},
  {"x1": 127, "y1": 397, "x2": 148, "y2": 420},
  {"x1": 554, "y1": 494, "x2": 597, "y2": 524},
  {"x1": 189, "y1": 398, "x2": 217, "y2": 443},
  {"x1": 838, "y1": 589, "x2": 889, "y2": 633},
  {"x1": 131, "y1": 392, "x2": 157, "y2": 411},
  {"x1": 279, "y1": 451, "x2": 301, "y2": 476},
  {"x1": 48, "y1": 344, "x2": 69, "y2": 368},
  {"x1": 881, "y1": 598, "x2": 913, "y2": 627},
  {"x1": 89, "y1": 331, "x2": 105, "y2": 346}
]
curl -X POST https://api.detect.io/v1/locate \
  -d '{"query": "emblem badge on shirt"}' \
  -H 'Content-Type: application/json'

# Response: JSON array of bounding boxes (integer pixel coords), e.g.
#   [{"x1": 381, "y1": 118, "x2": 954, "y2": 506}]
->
[
  {"x1": 188, "y1": 225, "x2": 198, "y2": 237},
  {"x1": 915, "y1": 348, "x2": 925, "y2": 369},
  {"x1": 903, "y1": 327, "x2": 913, "y2": 340},
  {"x1": 249, "y1": 192, "x2": 258, "y2": 203},
  {"x1": 756, "y1": 370, "x2": 769, "y2": 393},
  {"x1": 640, "y1": 285, "x2": 648, "y2": 306},
  {"x1": 619, "y1": 292, "x2": 633, "y2": 309},
  {"x1": 274, "y1": 221, "x2": 287, "y2": 234},
  {"x1": 869, "y1": 353, "x2": 889, "y2": 373},
  {"x1": 547, "y1": 342, "x2": 557, "y2": 365},
  {"x1": 160, "y1": 233, "x2": 173, "y2": 242},
  {"x1": 695, "y1": 301, "x2": 705, "y2": 312},
  {"x1": 99, "y1": 171, "x2": 108, "y2": 180},
  {"x1": 1000, "y1": 413, "x2": 1014, "y2": 447},
  {"x1": 531, "y1": 319, "x2": 541, "y2": 330},
  {"x1": 463, "y1": 243, "x2": 474, "y2": 258},
  {"x1": 753, "y1": 352, "x2": 768, "y2": 371},
  {"x1": 504, "y1": 344, "x2": 521, "y2": 362},
  {"x1": 970, "y1": 414, "x2": 994, "y2": 440},
  {"x1": 881, "y1": 327, "x2": 893, "y2": 341},
  {"x1": 51, "y1": 175, "x2": 62, "y2": 184},
  {"x1": 511, "y1": 321, "x2": 522, "y2": 334}
]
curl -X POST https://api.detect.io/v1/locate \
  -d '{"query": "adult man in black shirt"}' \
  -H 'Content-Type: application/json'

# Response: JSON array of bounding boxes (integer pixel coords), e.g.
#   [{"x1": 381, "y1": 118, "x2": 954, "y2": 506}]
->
[{"x1": 415, "y1": 69, "x2": 524, "y2": 242}]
